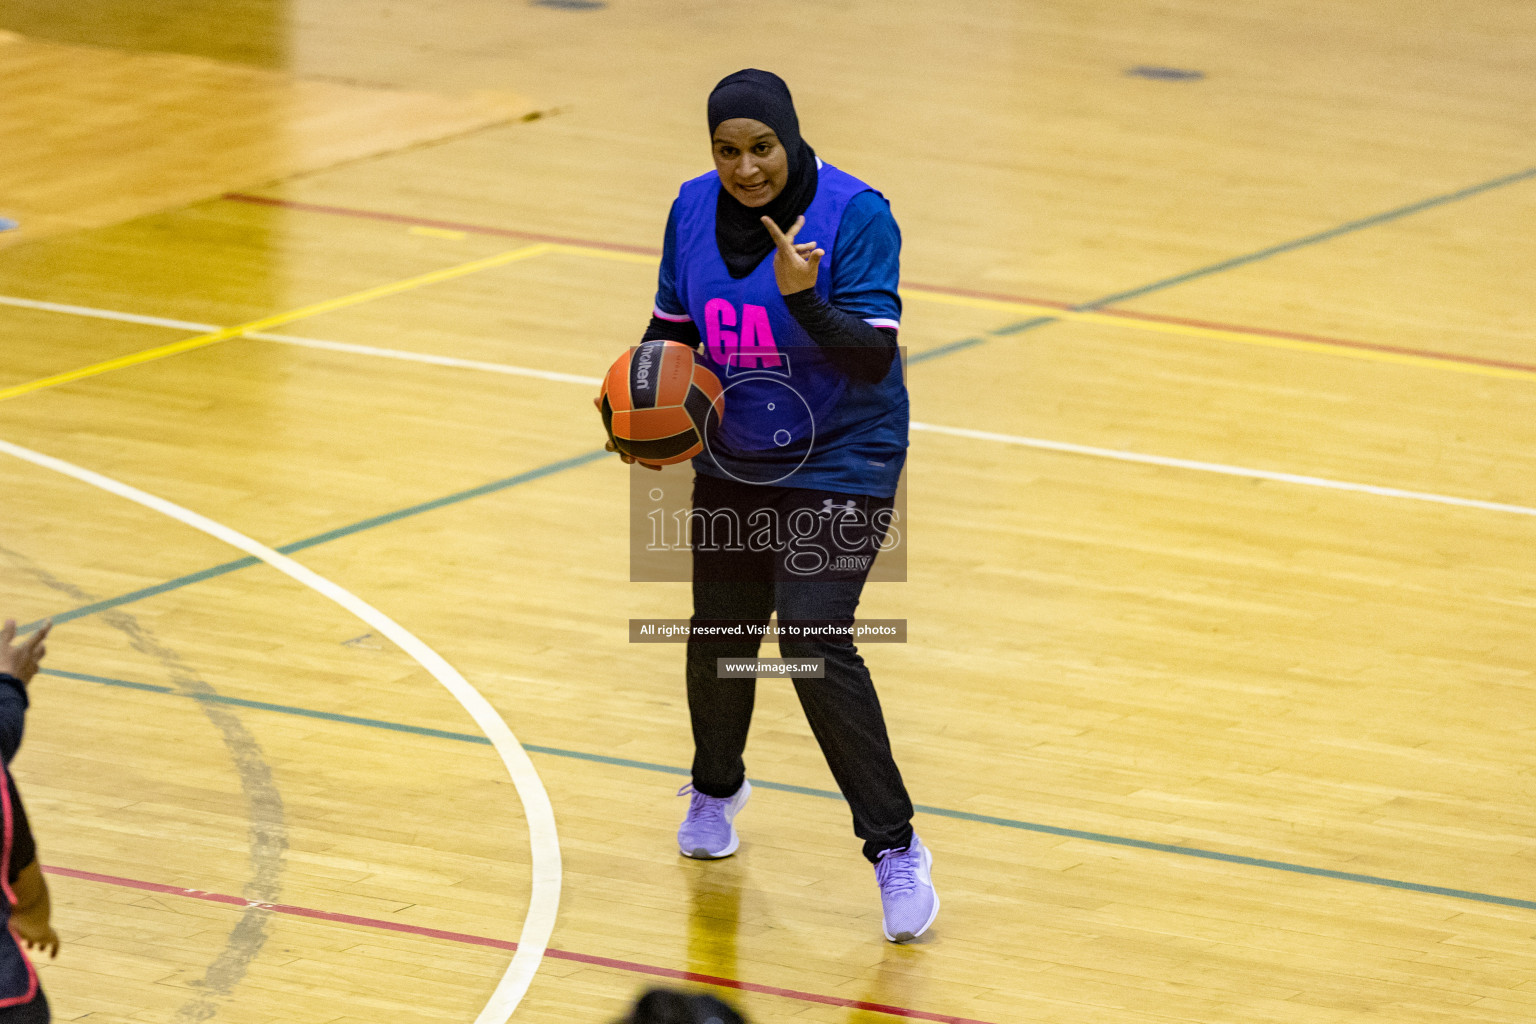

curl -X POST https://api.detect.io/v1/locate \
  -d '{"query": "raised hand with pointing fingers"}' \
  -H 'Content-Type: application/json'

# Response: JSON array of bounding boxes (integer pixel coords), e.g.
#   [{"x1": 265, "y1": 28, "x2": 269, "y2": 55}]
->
[
  {"x1": 0, "y1": 619, "x2": 49, "y2": 685},
  {"x1": 761, "y1": 214, "x2": 823, "y2": 296}
]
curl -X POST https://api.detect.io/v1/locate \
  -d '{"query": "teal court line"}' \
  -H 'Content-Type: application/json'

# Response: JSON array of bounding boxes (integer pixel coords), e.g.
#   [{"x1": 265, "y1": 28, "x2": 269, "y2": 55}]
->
[
  {"x1": 40, "y1": 665, "x2": 1536, "y2": 913},
  {"x1": 923, "y1": 164, "x2": 1536, "y2": 355},
  {"x1": 22, "y1": 163, "x2": 1536, "y2": 635},
  {"x1": 20, "y1": 447, "x2": 610, "y2": 634},
  {"x1": 19, "y1": 163, "x2": 1536, "y2": 915},
  {"x1": 21, "y1": 161, "x2": 1536, "y2": 632},
  {"x1": 1079, "y1": 166, "x2": 1536, "y2": 311}
]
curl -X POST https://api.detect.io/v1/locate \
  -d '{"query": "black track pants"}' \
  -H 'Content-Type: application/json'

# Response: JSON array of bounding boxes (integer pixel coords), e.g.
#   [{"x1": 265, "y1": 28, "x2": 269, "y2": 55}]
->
[{"x1": 684, "y1": 471, "x2": 914, "y2": 862}]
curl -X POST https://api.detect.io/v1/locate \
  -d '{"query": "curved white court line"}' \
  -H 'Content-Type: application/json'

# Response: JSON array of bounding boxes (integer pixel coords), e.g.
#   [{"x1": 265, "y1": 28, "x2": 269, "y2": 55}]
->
[{"x1": 0, "y1": 438, "x2": 560, "y2": 1024}]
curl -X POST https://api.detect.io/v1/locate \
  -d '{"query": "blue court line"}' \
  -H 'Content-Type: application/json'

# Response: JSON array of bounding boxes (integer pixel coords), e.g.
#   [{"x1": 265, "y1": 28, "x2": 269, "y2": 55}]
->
[
  {"x1": 25, "y1": 557, "x2": 264, "y2": 632},
  {"x1": 42, "y1": 665, "x2": 1536, "y2": 913},
  {"x1": 28, "y1": 168, "x2": 1535, "y2": 629},
  {"x1": 22, "y1": 447, "x2": 610, "y2": 634},
  {"x1": 920, "y1": 164, "x2": 1536, "y2": 358},
  {"x1": 906, "y1": 337, "x2": 987, "y2": 365},
  {"x1": 1077, "y1": 165, "x2": 1536, "y2": 312},
  {"x1": 23, "y1": 169, "x2": 1536, "y2": 909},
  {"x1": 42, "y1": 668, "x2": 175, "y2": 693}
]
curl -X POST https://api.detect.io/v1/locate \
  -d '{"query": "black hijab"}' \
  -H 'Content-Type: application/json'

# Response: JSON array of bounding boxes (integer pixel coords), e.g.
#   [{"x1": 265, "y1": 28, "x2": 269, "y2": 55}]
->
[{"x1": 707, "y1": 69, "x2": 818, "y2": 279}]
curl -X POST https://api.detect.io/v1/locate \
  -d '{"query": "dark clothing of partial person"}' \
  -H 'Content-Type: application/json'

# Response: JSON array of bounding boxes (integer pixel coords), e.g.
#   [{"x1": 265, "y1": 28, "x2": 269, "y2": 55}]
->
[
  {"x1": 4, "y1": 779, "x2": 32, "y2": 886},
  {"x1": 628, "y1": 987, "x2": 746, "y2": 1024},
  {"x1": 0, "y1": 990, "x2": 47, "y2": 1024},
  {"x1": 0, "y1": 675, "x2": 44, "y2": 1017}
]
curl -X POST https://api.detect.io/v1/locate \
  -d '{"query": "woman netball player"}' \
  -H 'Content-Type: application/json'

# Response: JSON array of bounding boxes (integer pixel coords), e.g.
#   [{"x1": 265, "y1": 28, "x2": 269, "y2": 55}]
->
[{"x1": 608, "y1": 69, "x2": 937, "y2": 942}]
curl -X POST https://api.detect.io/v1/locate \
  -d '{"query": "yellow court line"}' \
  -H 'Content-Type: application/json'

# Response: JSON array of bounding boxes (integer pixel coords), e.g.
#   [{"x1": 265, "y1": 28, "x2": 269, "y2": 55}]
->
[
  {"x1": 7, "y1": 236, "x2": 1527, "y2": 397},
  {"x1": 0, "y1": 243, "x2": 554, "y2": 404}
]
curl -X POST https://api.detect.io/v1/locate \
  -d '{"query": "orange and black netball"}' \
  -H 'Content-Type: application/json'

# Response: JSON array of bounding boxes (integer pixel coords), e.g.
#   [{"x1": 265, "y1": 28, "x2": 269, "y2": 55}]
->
[{"x1": 598, "y1": 340, "x2": 724, "y2": 466}]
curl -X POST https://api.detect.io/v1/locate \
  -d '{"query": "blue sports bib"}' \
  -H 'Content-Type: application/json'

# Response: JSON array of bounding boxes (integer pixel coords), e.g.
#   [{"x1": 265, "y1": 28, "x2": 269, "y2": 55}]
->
[{"x1": 669, "y1": 163, "x2": 908, "y2": 497}]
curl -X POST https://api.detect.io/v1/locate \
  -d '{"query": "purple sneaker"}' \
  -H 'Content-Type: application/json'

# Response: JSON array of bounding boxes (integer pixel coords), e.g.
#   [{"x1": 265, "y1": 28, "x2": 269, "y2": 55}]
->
[
  {"x1": 676, "y1": 780, "x2": 751, "y2": 859},
  {"x1": 875, "y1": 834, "x2": 939, "y2": 942}
]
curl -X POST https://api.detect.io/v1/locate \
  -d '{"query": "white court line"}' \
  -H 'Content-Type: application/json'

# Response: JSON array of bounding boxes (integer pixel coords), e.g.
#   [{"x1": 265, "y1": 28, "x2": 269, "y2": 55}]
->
[
  {"x1": 255, "y1": 338, "x2": 1536, "y2": 520},
  {"x1": 248, "y1": 332, "x2": 604, "y2": 386},
  {"x1": 907, "y1": 422, "x2": 1536, "y2": 518},
  {"x1": 0, "y1": 294, "x2": 598, "y2": 386},
  {"x1": 7, "y1": 292, "x2": 1536, "y2": 520},
  {"x1": 0, "y1": 293, "x2": 217, "y2": 332},
  {"x1": 0, "y1": 439, "x2": 561, "y2": 1024}
]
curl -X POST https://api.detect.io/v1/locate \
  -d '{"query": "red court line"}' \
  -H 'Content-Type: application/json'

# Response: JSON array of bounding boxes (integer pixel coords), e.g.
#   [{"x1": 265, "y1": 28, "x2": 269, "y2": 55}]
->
[
  {"x1": 835, "y1": 281, "x2": 1536, "y2": 374},
  {"x1": 45, "y1": 865, "x2": 996, "y2": 1024},
  {"x1": 222, "y1": 193, "x2": 662, "y2": 257},
  {"x1": 220, "y1": 192, "x2": 1533, "y2": 376},
  {"x1": 1077, "y1": 305, "x2": 1536, "y2": 374}
]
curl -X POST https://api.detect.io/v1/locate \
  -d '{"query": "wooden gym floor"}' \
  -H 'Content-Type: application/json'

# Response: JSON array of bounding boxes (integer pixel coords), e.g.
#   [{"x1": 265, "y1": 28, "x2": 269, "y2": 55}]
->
[{"x1": 1, "y1": 2, "x2": 1534, "y2": 1021}]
